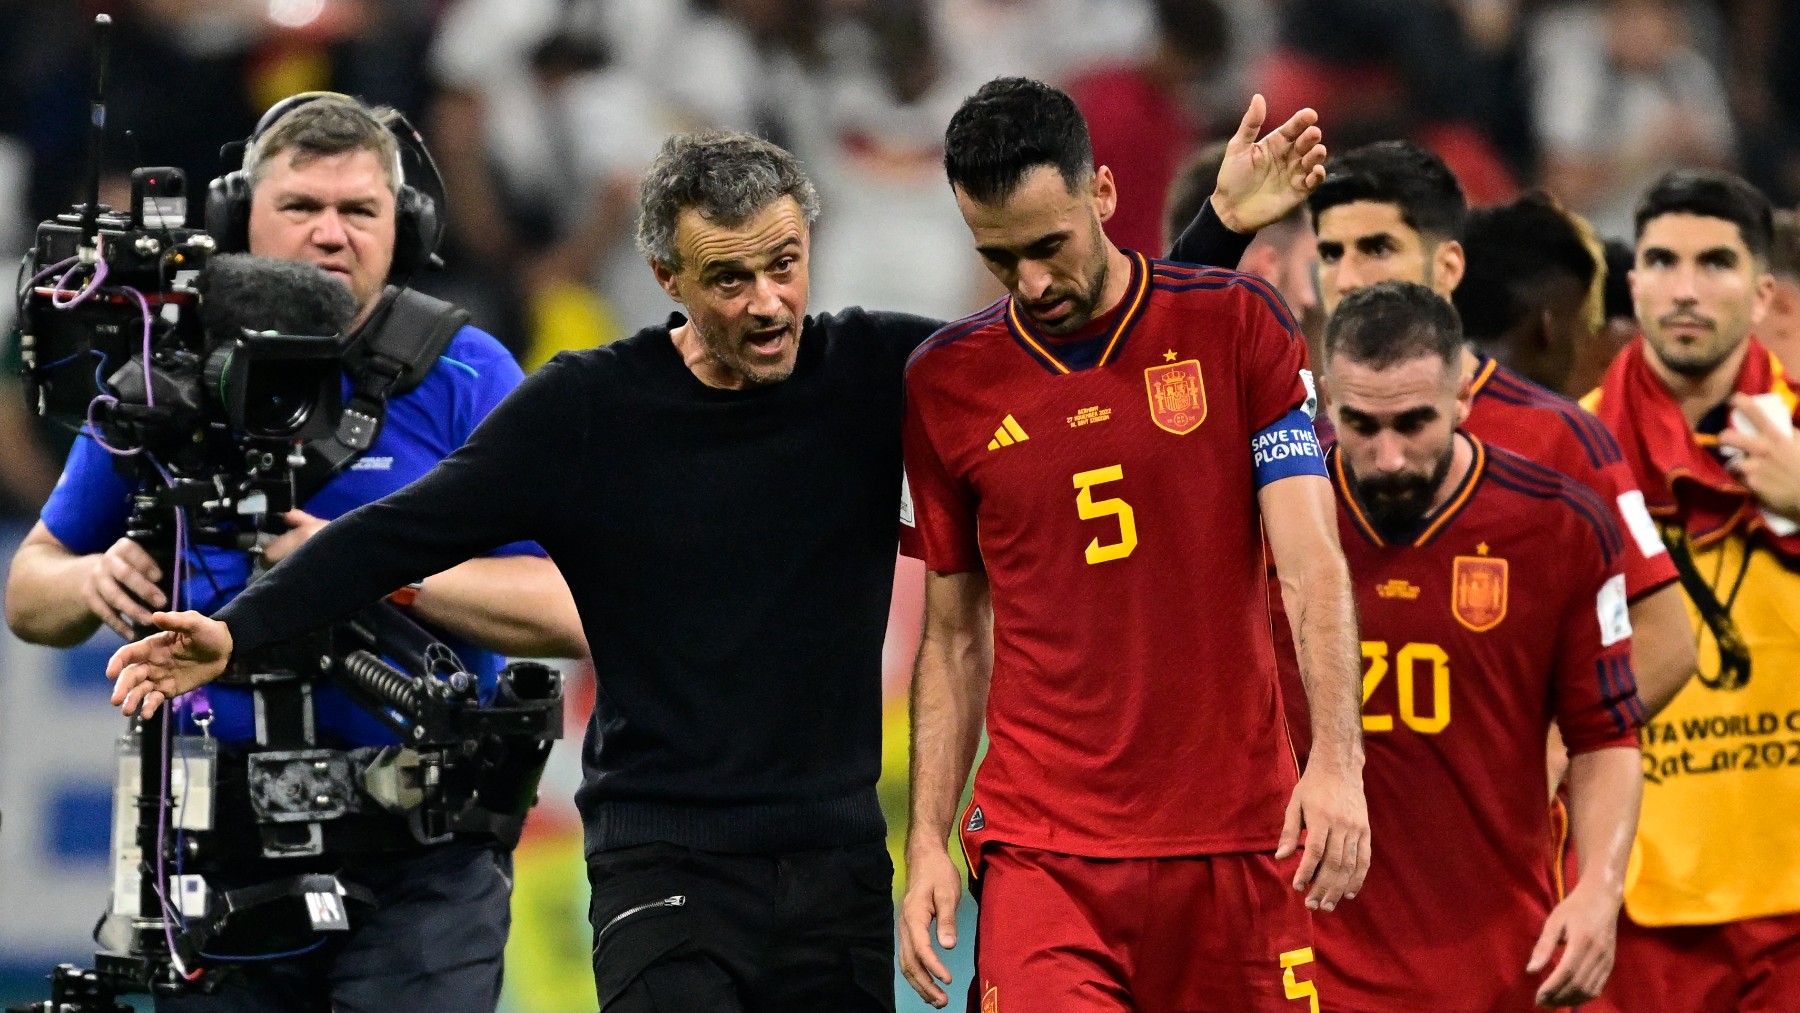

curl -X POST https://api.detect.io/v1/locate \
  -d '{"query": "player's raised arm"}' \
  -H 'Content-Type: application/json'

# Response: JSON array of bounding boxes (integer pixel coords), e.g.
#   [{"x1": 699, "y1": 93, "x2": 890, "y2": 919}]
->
[{"x1": 899, "y1": 569, "x2": 993, "y2": 1009}]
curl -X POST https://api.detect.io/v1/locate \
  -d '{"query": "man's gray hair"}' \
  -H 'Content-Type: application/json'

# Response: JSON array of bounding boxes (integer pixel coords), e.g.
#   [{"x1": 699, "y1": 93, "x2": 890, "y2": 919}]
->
[
  {"x1": 636, "y1": 131, "x2": 821, "y2": 270},
  {"x1": 245, "y1": 95, "x2": 403, "y2": 196}
]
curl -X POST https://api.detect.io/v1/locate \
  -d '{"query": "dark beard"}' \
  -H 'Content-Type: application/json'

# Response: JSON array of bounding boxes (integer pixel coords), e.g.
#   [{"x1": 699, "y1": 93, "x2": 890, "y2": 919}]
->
[
  {"x1": 1037, "y1": 219, "x2": 1113, "y2": 336},
  {"x1": 1351, "y1": 450, "x2": 1455, "y2": 540}
]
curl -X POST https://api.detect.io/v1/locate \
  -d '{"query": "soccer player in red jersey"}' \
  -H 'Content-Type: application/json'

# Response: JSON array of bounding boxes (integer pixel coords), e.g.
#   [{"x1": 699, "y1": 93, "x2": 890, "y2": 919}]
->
[
  {"x1": 1306, "y1": 142, "x2": 1692, "y2": 720},
  {"x1": 898, "y1": 78, "x2": 1368, "y2": 1012},
  {"x1": 1317, "y1": 281, "x2": 1645, "y2": 1010}
]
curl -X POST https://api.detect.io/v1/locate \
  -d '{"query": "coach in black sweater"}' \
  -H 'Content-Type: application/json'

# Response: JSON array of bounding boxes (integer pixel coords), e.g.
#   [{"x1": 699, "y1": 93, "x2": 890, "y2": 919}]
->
[{"x1": 106, "y1": 100, "x2": 1324, "y2": 1009}]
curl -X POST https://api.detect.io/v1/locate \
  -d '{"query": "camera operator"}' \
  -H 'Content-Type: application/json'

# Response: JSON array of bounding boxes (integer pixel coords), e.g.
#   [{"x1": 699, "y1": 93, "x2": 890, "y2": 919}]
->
[{"x1": 4, "y1": 93, "x2": 583, "y2": 1013}]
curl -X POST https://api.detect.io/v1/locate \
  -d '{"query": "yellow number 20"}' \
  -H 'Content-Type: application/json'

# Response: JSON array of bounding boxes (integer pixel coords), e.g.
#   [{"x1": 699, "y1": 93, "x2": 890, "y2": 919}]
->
[
  {"x1": 1360, "y1": 640, "x2": 1451, "y2": 734},
  {"x1": 1072, "y1": 465, "x2": 1138, "y2": 565},
  {"x1": 1279, "y1": 947, "x2": 1321, "y2": 1012}
]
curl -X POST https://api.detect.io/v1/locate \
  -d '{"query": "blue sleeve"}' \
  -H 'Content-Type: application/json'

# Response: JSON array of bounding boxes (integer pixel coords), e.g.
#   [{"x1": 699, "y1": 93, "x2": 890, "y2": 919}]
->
[
  {"x1": 443, "y1": 328, "x2": 544, "y2": 559},
  {"x1": 1251, "y1": 409, "x2": 1327, "y2": 490},
  {"x1": 39, "y1": 432, "x2": 134, "y2": 554}
]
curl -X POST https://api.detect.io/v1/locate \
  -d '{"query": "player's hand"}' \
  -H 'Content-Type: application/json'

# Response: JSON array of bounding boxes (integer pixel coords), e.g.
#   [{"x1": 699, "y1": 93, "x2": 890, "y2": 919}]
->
[
  {"x1": 899, "y1": 844, "x2": 963, "y2": 1008},
  {"x1": 106, "y1": 611, "x2": 233, "y2": 718},
  {"x1": 1211, "y1": 94, "x2": 1328, "y2": 235},
  {"x1": 82, "y1": 537, "x2": 168, "y2": 639},
  {"x1": 1276, "y1": 759, "x2": 1370, "y2": 911},
  {"x1": 262, "y1": 509, "x2": 327, "y2": 564},
  {"x1": 1720, "y1": 394, "x2": 1800, "y2": 522},
  {"x1": 1527, "y1": 880, "x2": 1621, "y2": 1006}
]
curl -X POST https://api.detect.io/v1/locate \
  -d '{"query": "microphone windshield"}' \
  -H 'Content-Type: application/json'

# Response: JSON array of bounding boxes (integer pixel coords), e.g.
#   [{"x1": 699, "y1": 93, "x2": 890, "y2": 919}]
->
[{"x1": 196, "y1": 254, "x2": 359, "y2": 346}]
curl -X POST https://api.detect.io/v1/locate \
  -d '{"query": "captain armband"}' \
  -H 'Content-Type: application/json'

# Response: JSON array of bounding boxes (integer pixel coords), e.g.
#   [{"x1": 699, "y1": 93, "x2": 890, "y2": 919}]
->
[{"x1": 1251, "y1": 408, "x2": 1326, "y2": 490}]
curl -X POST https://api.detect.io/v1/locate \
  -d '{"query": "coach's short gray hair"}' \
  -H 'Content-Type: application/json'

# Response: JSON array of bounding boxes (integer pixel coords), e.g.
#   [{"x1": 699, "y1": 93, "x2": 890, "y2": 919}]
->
[{"x1": 635, "y1": 131, "x2": 821, "y2": 270}]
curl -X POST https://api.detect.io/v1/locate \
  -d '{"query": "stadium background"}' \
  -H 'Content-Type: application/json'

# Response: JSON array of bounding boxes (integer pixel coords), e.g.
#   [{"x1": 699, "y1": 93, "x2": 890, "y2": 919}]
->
[{"x1": 0, "y1": 0, "x2": 1795, "y2": 1008}]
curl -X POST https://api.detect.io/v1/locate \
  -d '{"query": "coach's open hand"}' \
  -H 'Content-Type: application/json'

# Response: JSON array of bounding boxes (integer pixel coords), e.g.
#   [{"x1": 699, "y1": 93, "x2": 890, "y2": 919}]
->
[
  {"x1": 106, "y1": 610, "x2": 233, "y2": 718},
  {"x1": 1210, "y1": 93, "x2": 1328, "y2": 235},
  {"x1": 898, "y1": 843, "x2": 963, "y2": 1008},
  {"x1": 1275, "y1": 758, "x2": 1370, "y2": 912}
]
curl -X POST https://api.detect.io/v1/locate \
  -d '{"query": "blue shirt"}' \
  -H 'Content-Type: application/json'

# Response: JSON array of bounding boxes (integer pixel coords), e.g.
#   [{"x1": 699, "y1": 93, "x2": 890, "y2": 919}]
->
[{"x1": 40, "y1": 325, "x2": 543, "y2": 747}]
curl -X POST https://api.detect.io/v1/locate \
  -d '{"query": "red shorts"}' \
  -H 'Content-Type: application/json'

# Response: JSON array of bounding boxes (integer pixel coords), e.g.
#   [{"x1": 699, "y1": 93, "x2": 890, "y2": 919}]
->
[
  {"x1": 967, "y1": 844, "x2": 1318, "y2": 1013},
  {"x1": 1587, "y1": 908, "x2": 1800, "y2": 1013}
]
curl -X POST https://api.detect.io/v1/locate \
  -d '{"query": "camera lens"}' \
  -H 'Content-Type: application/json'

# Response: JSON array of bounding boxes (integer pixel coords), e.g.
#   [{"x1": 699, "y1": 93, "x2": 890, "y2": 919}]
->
[{"x1": 242, "y1": 369, "x2": 315, "y2": 436}]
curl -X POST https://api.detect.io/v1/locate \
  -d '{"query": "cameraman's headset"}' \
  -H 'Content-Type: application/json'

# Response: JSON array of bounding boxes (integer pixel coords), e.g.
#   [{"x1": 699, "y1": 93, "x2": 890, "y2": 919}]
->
[{"x1": 205, "y1": 91, "x2": 449, "y2": 280}]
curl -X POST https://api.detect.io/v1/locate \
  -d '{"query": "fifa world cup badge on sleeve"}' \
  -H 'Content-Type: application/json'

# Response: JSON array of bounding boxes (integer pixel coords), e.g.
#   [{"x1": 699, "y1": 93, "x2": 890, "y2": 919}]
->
[
  {"x1": 1452, "y1": 545, "x2": 1509, "y2": 633},
  {"x1": 1597, "y1": 573, "x2": 1632, "y2": 647},
  {"x1": 1145, "y1": 359, "x2": 1207, "y2": 435}
]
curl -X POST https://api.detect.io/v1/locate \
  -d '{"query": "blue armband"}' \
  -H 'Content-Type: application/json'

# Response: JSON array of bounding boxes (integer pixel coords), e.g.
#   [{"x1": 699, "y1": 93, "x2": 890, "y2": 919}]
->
[{"x1": 1251, "y1": 408, "x2": 1326, "y2": 489}]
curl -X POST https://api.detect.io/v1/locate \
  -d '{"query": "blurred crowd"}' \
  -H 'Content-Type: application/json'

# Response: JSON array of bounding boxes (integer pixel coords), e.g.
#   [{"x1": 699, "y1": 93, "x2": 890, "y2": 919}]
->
[{"x1": 2, "y1": 0, "x2": 1797, "y2": 522}]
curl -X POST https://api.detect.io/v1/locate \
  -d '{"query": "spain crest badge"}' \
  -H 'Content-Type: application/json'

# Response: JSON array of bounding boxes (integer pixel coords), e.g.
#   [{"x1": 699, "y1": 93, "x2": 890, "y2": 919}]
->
[
  {"x1": 981, "y1": 984, "x2": 999, "y2": 1013},
  {"x1": 1451, "y1": 551, "x2": 1508, "y2": 632},
  {"x1": 1145, "y1": 359, "x2": 1207, "y2": 435}
]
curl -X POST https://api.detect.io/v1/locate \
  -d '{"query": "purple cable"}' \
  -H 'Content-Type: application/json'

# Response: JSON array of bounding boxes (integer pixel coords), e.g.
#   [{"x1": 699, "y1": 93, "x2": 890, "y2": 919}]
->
[
  {"x1": 25, "y1": 255, "x2": 77, "y2": 290},
  {"x1": 81, "y1": 284, "x2": 157, "y2": 456},
  {"x1": 85, "y1": 396, "x2": 142, "y2": 457},
  {"x1": 120, "y1": 285, "x2": 155, "y2": 406},
  {"x1": 50, "y1": 251, "x2": 108, "y2": 309}
]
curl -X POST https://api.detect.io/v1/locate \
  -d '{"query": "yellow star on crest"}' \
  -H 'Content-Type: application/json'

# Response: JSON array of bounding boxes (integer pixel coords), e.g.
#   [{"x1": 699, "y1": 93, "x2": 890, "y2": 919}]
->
[
  {"x1": 1163, "y1": 349, "x2": 1177, "y2": 362},
  {"x1": 1477, "y1": 543, "x2": 1489, "y2": 555}
]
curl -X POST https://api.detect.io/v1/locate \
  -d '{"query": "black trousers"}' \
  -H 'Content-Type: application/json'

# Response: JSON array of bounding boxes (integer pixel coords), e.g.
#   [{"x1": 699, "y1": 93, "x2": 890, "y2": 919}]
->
[
  {"x1": 587, "y1": 841, "x2": 896, "y2": 1012},
  {"x1": 156, "y1": 841, "x2": 512, "y2": 1013}
]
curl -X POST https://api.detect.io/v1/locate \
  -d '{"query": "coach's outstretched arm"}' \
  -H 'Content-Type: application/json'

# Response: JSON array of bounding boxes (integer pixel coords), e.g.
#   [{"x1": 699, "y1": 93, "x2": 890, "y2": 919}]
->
[
  {"x1": 1262, "y1": 472, "x2": 1371, "y2": 912},
  {"x1": 107, "y1": 357, "x2": 591, "y2": 717},
  {"x1": 899, "y1": 570, "x2": 993, "y2": 1009}
]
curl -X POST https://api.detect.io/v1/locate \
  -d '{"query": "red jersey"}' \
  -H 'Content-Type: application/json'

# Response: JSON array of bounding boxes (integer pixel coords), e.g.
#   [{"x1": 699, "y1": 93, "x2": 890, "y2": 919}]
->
[
  {"x1": 901, "y1": 254, "x2": 1310, "y2": 857},
  {"x1": 1466, "y1": 356, "x2": 1677, "y2": 601},
  {"x1": 1314, "y1": 436, "x2": 1643, "y2": 1012},
  {"x1": 1277, "y1": 358, "x2": 1675, "y2": 762}
]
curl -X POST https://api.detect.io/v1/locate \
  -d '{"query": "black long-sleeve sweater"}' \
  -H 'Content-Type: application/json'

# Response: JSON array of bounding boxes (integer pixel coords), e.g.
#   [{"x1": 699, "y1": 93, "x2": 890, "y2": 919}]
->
[{"x1": 214, "y1": 207, "x2": 1250, "y2": 855}]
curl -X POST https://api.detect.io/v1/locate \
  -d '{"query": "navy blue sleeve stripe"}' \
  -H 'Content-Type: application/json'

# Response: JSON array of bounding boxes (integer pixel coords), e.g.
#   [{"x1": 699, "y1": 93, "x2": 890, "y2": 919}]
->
[
  {"x1": 1499, "y1": 370, "x2": 1630, "y2": 465},
  {"x1": 1151, "y1": 278, "x2": 1300, "y2": 341},
  {"x1": 1611, "y1": 655, "x2": 1643, "y2": 729},
  {"x1": 1486, "y1": 457, "x2": 1625, "y2": 565},
  {"x1": 905, "y1": 300, "x2": 1007, "y2": 372},
  {"x1": 1481, "y1": 382, "x2": 1607, "y2": 468},
  {"x1": 1483, "y1": 372, "x2": 1624, "y2": 466},
  {"x1": 1152, "y1": 264, "x2": 1301, "y2": 335},
  {"x1": 1159, "y1": 266, "x2": 1303, "y2": 336},
  {"x1": 1493, "y1": 454, "x2": 1624, "y2": 551},
  {"x1": 1594, "y1": 657, "x2": 1631, "y2": 736},
  {"x1": 1617, "y1": 655, "x2": 1646, "y2": 726},
  {"x1": 1487, "y1": 454, "x2": 1625, "y2": 560}
]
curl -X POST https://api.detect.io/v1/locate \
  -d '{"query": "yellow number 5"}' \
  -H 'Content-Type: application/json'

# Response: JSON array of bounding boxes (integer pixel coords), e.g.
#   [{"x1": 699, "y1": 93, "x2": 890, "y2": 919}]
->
[
  {"x1": 1072, "y1": 465, "x2": 1138, "y2": 564},
  {"x1": 1279, "y1": 947, "x2": 1321, "y2": 1012}
]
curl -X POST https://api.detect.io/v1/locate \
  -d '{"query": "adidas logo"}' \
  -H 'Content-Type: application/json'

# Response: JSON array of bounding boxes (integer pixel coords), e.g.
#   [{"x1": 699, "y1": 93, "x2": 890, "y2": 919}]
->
[{"x1": 987, "y1": 415, "x2": 1030, "y2": 450}]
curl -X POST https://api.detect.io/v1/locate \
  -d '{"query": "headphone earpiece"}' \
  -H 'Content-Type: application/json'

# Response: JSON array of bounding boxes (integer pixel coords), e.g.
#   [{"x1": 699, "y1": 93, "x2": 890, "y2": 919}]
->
[{"x1": 204, "y1": 169, "x2": 254, "y2": 255}]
